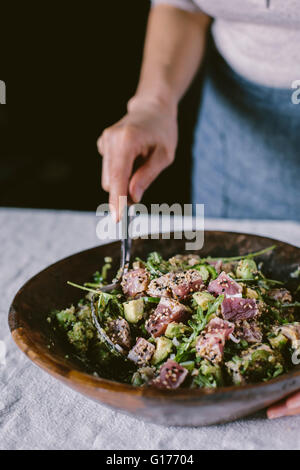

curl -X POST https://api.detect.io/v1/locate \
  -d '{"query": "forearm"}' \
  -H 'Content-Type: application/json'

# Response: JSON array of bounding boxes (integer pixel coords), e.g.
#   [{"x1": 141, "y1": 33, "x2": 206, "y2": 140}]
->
[
  {"x1": 129, "y1": 4, "x2": 211, "y2": 114},
  {"x1": 98, "y1": 4, "x2": 210, "y2": 218}
]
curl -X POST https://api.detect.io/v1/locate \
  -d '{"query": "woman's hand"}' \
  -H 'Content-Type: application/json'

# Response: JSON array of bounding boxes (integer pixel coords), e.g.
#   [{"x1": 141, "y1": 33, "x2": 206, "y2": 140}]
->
[
  {"x1": 97, "y1": 5, "x2": 210, "y2": 221},
  {"x1": 267, "y1": 390, "x2": 300, "y2": 419},
  {"x1": 97, "y1": 98, "x2": 178, "y2": 221}
]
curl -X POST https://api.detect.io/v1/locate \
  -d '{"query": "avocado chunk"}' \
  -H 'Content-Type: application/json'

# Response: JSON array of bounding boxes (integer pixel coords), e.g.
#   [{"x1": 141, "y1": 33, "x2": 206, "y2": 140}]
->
[
  {"x1": 236, "y1": 259, "x2": 257, "y2": 279},
  {"x1": 165, "y1": 321, "x2": 190, "y2": 339},
  {"x1": 152, "y1": 336, "x2": 173, "y2": 365},
  {"x1": 195, "y1": 265, "x2": 210, "y2": 281},
  {"x1": 193, "y1": 291, "x2": 215, "y2": 311},
  {"x1": 245, "y1": 287, "x2": 258, "y2": 299},
  {"x1": 124, "y1": 298, "x2": 144, "y2": 323},
  {"x1": 268, "y1": 332, "x2": 288, "y2": 351}
]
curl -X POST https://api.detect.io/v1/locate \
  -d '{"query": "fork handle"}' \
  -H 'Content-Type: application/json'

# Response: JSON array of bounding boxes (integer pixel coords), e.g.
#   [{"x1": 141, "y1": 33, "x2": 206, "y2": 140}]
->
[{"x1": 120, "y1": 204, "x2": 134, "y2": 269}]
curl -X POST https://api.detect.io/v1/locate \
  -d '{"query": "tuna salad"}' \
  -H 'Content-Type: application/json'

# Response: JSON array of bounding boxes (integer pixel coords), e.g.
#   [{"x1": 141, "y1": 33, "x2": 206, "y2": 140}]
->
[{"x1": 47, "y1": 247, "x2": 300, "y2": 389}]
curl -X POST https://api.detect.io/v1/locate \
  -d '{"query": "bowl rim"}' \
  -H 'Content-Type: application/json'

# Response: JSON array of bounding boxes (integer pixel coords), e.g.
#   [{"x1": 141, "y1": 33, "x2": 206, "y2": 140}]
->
[{"x1": 8, "y1": 230, "x2": 300, "y2": 400}]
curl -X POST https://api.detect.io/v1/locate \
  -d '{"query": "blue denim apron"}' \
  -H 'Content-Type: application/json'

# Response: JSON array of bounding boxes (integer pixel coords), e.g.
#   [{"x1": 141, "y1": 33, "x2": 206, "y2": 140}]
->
[{"x1": 192, "y1": 48, "x2": 300, "y2": 220}]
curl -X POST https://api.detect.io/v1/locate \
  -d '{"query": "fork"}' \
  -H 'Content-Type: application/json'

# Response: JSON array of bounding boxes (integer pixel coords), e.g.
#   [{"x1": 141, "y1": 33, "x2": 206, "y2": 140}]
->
[{"x1": 97, "y1": 204, "x2": 134, "y2": 293}]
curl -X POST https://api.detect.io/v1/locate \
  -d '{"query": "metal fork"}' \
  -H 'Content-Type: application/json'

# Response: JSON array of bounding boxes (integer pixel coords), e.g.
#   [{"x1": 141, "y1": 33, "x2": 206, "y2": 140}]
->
[{"x1": 98, "y1": 204, "x2": 134, "y2": 293}]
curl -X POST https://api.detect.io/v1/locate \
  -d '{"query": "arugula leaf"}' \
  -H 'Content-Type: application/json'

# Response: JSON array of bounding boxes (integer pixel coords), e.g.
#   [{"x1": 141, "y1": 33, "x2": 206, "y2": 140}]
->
[
  {"x1": 201, "y1": 245, "x2": 276, "y2": 264},
  {"x1": 205, "y1": 264, "x2": 218, "y2": 280},
  {"x1": 142, "y1": 296, "x2": 161, "y2": 304},
  {"x1": 145, "y1": 251, "x2": 170, "y2": 277},
  {"x1": 175, "y1": 295, "x2": 224, "y2": 362},
  {"x1": 93, "y1": 258, "x2": 112, "y2": 284},
  {"x1": 96, "y1": 292, "x2": 123, "y2": 321},
  {"x1": 67, "y1": 281, "x2": 123, "y2": 320},
  {"x1": 192, "y1": 372, "x2": 216, "y2": 388}
]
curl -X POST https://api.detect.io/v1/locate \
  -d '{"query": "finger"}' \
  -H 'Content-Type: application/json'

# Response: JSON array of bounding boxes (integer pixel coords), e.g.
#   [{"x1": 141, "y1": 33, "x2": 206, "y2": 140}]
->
[
  {"x1": 101, "y1": 155, "x2": 110, "y2": 191},
  {"x1": 97, "y1": 131, "x2": 106, "y2": 156},
  {"x1": 97, "y1": 133, "x2": 110, "y2": 191},
  {"x1": 129, "y1": 147, "x2": 173, "y2": 203},
  {"x1": 108, "y1": 136, "x2": 137, "y2": 221},
  {"x1": 267, "y1": 401, "x2": 288, "y2": 419},
  {"x1": 286, "y1": 391, "x2": 300, "y2": 409},
  {"x1": 267, "y1": 401, "x2": 300, "y2": 419}
]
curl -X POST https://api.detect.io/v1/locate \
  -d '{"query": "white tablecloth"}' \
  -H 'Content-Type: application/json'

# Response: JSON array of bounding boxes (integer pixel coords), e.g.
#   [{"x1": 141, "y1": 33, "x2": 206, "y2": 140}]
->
[{"x1": 1, "y1": 207, "x2": 300, "y2": 450}]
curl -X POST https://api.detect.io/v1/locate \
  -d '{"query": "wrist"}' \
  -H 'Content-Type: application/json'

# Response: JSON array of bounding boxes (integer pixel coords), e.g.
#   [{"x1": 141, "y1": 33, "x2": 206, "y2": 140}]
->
[{"x1": 127, "y1": 92, "x2": 178, "y2": 118}]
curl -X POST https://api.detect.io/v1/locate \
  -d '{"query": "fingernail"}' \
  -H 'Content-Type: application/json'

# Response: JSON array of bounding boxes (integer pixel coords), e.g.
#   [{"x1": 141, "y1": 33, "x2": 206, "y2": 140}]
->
[
  {"x1": 287, "y1": 395, "x2": 300, "y2": 409},
  {"x1": 133, "y1": 186, "x2": 144, "y2": 203}
]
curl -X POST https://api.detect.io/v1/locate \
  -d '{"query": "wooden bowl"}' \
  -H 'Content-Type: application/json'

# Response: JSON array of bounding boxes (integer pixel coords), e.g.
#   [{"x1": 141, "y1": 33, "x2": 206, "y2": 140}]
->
[{"x1": 8, "y1": 231, "x2": 300, "y2": 426}]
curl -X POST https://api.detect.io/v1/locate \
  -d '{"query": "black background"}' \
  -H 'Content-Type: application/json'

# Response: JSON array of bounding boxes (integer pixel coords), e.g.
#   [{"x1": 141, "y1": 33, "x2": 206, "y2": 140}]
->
[{"x1": 0, "y1": 0, "x2": 202, "y2": 211}]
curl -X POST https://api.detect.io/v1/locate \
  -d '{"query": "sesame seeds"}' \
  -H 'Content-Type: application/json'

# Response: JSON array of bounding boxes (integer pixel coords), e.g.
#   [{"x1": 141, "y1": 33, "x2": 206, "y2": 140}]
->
[
  {"x1": 128, "y1": 337, "x2": 155, "y2": 366},
  {"x1": 196, "y1": 318, "x2": 234, "y2": 364},
  {"x1": 147, "y1": 270, "x2": 204, "y2": 301},
  {"x1": 151, "y1": 359, "x2": 188, "y2": 389},
  {"x1": 121, "y1": 268, "x2": 150, "y2": 297},
  {"x1": 146, "y1": 297, "x2": 190, "y2": 337},
  {"x1": 221, "y1": 297, "x2": 259, "y2": 322}
]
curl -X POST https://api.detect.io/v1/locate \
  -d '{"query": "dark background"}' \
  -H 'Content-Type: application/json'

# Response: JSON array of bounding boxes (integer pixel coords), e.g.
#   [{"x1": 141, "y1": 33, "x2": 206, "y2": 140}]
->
[{"x1": 0, "y1": 1, "x2": 202, "y2": 211}]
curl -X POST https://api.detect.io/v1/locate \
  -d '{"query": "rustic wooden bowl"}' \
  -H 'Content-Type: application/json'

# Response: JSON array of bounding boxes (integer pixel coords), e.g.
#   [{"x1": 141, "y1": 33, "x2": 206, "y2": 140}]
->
[{"x1": 8, "y1": 231, "x2": 300, "y2": 426}]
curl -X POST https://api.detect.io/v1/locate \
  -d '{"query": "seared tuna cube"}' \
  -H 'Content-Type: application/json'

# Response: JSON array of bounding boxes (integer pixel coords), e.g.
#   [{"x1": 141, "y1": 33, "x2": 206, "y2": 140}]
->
[
  {"x1": 108, "y1": 318, "x2": 131, "y2": 350},
  {"x1": 152, "y1": 360, "x2": 188, "y2": 389},
  {"x1": 208, "y1": 271, "x2": 242, "y2": 297},
  {"x1": 196, "y1": 318, "x2": 234, "y2": 364},
  {"x1": 147, "y1": 270, "x2": 203, "y2": 300},
  {"x1": 221, "y1": 297, "x2": 258, "y2": 322},
  {"x1": 236, "y1": 319, "x2": 263, "y2": 344},
  {"x1": 128, "y1": 337, "x2": 155, "y2": 366},
  {"x1": 147, "y1": 273, "x2": 173, "y2": 298},
  {"x1": 171, "y1": 270, "x2": 204, "y2": 300},
  {"x1": 268, "y1": 288, "x2": 292, "y2": 304},
  {"x1": 146, "y1": 297, "x2": 190, "y2": 337},
  {"x1": 121, "y1": 268, "x2": 150, "y2": 297}
]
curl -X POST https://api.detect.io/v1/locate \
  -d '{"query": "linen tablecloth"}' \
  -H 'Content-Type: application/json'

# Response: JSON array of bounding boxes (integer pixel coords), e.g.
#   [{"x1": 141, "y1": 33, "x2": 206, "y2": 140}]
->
[{"x1": 1, "y1": 207, "x2": 300, "y2": 450}]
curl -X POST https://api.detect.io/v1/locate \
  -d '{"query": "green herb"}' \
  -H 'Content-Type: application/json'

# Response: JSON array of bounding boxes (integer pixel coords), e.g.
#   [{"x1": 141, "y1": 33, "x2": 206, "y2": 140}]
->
[
  {"x1": 280, "y1": 302, "x2": 300, "y2": 309},
  {"x1": 201, "y1": 245, "x2": 276, "y2": 263},
  {"x1": 234, "y1": 277, "x2": 284, "y2": 286},
  {"x1": 145, "y1": 252, "x2": 170, "y2": 277},
  {"x1": 93, "y1": 258, "x2": 112, "y2": 284},
  {"x1": 192, "y1": 372, "x2": 216, "y2": 388},
  {"x1": 67, "y1": 281, "x2": 123, "y2": 320},
  {"x1": 175, "y1": 295, "x2": 224, "y2": 362},
  {"x1": 205, "y1": 264, "x2": 218, "y2": 280},
  {"x1": 67, "y1": 281, "x2": 100, "y2": 295},
  {"x1": 142, "y1": 296, "x2": 161, "y2": 304},
  {"x1": 179, "y1": 361, "x2": 195, "y2": 372}
]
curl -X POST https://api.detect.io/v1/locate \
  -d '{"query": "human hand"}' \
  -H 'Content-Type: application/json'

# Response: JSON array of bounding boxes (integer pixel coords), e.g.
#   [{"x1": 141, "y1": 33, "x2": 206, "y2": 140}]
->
[
  {"x1": 97, "y1": 97, "x2": 178, "y2": 221},
  {"x1": 267, "y1": 390, "x2": 300, "y2": 419}
]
